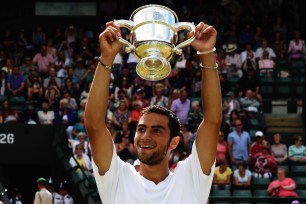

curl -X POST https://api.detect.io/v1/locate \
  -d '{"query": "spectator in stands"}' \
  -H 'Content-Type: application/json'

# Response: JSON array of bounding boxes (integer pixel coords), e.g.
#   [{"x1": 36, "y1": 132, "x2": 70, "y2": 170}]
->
[
  {"x1": 37, "y1": 100, "x2": 55, "y2": 125},
  {"x1": 229, "y1": 109, "x2": 240, "y2": 128},
  {"x1": 73, "y1": 57, "x2": 87, "y2": 84},
  {"x1": 79, "y1": 63, "x2": 95, "y2": 91},
  {"x1": 215, "y1": 47, "x2": 226, "y2": 73},
  {"x1": 132, "y1": 77, "x2": 153, "y2": 101},
  {"x1": 241, "y1": 51, "x2": 257, "y2": 75},
  {"x1": 113, "y1": 89, "x2": 130, "y2": 110},
  {"x1": 55, "y1": 98, "x2": 77, "y2": 138},
  {"x1": 287, "y1": 30, "x2": 306, "y2": 61},
  {"x1": 188, "y1": 100, "x2": 203, "y2": 134},
  {"x1": 31, "y1": 25, "x2": 46, "y2": 50},
  {"x1": 133, "y1": 88, "x2": 150, "y2": 108},
  {"x1": 190, "y1": 69, "x2": 202, "y2": 97},
  {"x1": 27, "y1": 74, "x2": 43, "y2": 107},
  {"x1": 272, "y1": 31, "x2": 287, "y2": 60},
  {"x1": 222, "y1": 91, "x2": 240, "y2": 123},
  {"x1": 224, "y1": 43, "x2": 243, "y2": 78},
  {"x1": 267, "y1": 167, "x2": 298, "y2": 197},
  {"x1": 239, "y1": 89, "x2": 265, "y2": 129},
  {"x1": 114, "y1": 76, "x2": 133, "y2": 101},
  {"x1": 171, "y1": 88, "x2": 191, "y2": 126},
  {"x1": 79, "y1": 81, "x2": 91, "y2": 103},
  {"x1": 115, "y1": 121, "x2": 136, "y2": 164},
  {"x1": 213, "y1": 158, "x2": 232, "y2": 190},
  {"x1": 54, "y1": 181, "x2": 74, "y2": 204},
  {"x1": 33, "y1": 177, "x2": 53, "y2": 204},
  {"x1": 77, "y1": 98, "x2": 87, "y2": 120},
  {"x1": 130, "y1": 100, "x2": 143, "y2": 130},
  {"x1": 0, "y1": 99, "x2": 19, "y2": 123},
  {"x1": 54, "y1": 50, "x2": 72, "y2": 77},
  {"x1": 66, "y1": 66, "x2": 80, "y2": 92},
  {"x1": 240, "y1": 43, "x2": 256, "y2": 65},
  {"x1": 62, "y1": 76, "x2": 79, "y2": 100},
  {"x1": 64, "y1": 24, "x2": 77, "y2": 47},
  {"x1": 252, "y1": 146, "x2": 278, "y2": 179},
  {"x1": 112, "y1": 100, "x2": 131, "y2": 130},
  {"x1": 46, "y1": 38, "x2": 57, "y2": 59},
  {"x1": 271, "y1": 133, "x2": 288, "y2": 165},
  {"x1": 288, "y1": 135, "x2": 306, "y2": 165},
  {"x1": 44, "y1": 84, "x2": 61, "y2": 110},
  {"x1": 250, "y1": 131, "x2": 270, "y2": 160},
  {"x1": 237, "y1": 66, "x2": 261, "y2": 104},
  {"x1": 70, "y1": 132, "x2": 91, "y2": 157},
  {"x1": 180, "y1": 124, "x2": 193, "y2": 153},
  {"x1": 19, "y1": 56, "x2": 37, "y2": 78},
  {"x1": 0, "y1": 67, "x2": 8, "y2": 96},
  {"x1": 74, "y1": 36, "x2": 96, "y2": 61},
  {"x1": 258, "y1": 50, "x2": 276, "y2": 77},
  {"x1": 71, "y1": 112, "x2": 87, "y2": 139},
  {"x1": 106, "y1": 119, "x2": 117, "y2": 141},
  {"x1": 233, "y1": 161, "x2": 252, "y2": 189},
  {"x1": 150, "y1": 82, "x2": 169, "y2": 108},
  {"x1": 61, "y1": 89, "x2": 78, "y2": 111},
  {"x1": 32, "y1": 44, "x2": 55, "y2": 79},
  {"x1": 7, "y1": 64, "x2": 26, "y2": 97},
  {"x1": 168, "y1": 88, "x2": 180, "y2": 109},
  {"x1": 227, "y1": 119, "x2": 251, "y2": 170},
  {"x1": 43, "y1": 67, "x2": 61, "y2": 90},
  {"x1": 168, "y1": 68, "x2": 187, "y2": 90},
  {"x1": 255, "y1": 39, "x2": 276, "y2": 61},
  {"x1": 69, "y1": 143, "x2": 93, "y2": 176},
  {"x1": 216, "y1": 131, "x2": 229, "y2": 165}
]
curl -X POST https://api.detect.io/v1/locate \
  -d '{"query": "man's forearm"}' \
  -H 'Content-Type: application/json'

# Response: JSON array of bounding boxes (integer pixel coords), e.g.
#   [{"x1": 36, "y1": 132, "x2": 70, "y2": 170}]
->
[{"x1": 85, "y1": 56, "x2": 114, "y2": 127}]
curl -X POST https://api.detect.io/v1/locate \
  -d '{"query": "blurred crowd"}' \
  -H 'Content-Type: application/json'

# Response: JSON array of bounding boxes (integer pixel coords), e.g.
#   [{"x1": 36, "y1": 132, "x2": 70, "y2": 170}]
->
[{"x1": 0, "y1": 0, "x2": 306, "y2": 201}]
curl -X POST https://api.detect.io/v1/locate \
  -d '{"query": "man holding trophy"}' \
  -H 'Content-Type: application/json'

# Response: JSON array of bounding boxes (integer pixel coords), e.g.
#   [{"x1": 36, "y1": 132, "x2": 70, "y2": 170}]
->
[{"x1": 85, "y1": 4, "x2": 221, "y2": 204}]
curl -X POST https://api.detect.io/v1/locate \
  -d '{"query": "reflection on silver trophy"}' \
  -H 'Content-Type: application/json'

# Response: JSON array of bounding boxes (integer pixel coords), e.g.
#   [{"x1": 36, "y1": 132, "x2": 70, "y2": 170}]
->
[{"x1": 115, "y1": 4, "x2": 195, "y2": 81}]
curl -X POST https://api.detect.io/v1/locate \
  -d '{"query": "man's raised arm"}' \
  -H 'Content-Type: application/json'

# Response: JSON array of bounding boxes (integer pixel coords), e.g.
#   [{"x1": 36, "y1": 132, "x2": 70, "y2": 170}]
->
[
  {"x1": 190, "y1": 22, "x2": 222, "y2": 174},
  {"x1": 84, "y1": 22, "x2": 122, "y2": 175}
]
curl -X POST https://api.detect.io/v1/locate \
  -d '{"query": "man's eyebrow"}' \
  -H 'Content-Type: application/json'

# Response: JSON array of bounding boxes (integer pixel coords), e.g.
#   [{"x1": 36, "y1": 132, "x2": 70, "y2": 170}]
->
[{"x1": 137, "y1": 124, "x2": 166, "y2": 130}]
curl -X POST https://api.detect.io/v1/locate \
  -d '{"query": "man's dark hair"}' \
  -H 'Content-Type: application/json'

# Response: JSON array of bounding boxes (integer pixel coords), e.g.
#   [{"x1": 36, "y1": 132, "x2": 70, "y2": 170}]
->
[{"x1": 140, "y1": 105, "x2": 181, "y2": 139}]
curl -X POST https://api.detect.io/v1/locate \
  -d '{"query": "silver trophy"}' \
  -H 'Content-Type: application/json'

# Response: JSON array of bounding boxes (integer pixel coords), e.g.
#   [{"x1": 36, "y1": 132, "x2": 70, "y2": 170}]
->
[{"x1": 114, "y1": 4, "x2": 195, "y2": 81}]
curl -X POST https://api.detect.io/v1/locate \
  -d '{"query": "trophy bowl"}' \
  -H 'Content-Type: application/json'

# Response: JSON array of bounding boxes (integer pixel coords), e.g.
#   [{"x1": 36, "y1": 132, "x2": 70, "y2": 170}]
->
[{"x1": 115, "y1": 4, "x2": 195, "y2": 81}]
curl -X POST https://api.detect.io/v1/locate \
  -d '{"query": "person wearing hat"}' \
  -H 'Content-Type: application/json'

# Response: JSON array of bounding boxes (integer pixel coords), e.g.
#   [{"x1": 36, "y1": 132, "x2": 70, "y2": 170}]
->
[
  {"x1": 33, "y1": 177, "x2": 53, "y2": 204},
  {"x1": 222, "y1": 91, "x2": 240, "y2": 123},
  {"x1": 224, "y1": 43, "x2": 243, "y2": 78},
  {"x1": 54, "y1": 181, "x2": 74, "y2": 204}
]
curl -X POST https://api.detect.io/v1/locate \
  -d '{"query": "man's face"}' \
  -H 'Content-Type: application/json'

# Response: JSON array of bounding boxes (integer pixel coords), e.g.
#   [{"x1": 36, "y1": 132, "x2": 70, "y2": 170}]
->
[{"x1": 134, "y1": 113, "x2": 171, "y2": 165}]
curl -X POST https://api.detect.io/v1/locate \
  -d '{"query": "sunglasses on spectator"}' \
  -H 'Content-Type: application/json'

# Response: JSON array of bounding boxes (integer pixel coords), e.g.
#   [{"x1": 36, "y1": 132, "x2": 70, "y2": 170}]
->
[{"x1": 235, "y1": 123, "x2": 242, "y2": 127}]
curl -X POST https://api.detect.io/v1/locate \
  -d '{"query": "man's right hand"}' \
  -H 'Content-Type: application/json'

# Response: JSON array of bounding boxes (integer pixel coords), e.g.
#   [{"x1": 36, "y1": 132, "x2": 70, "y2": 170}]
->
[{"x1": 99, "y1": 21, "x2": 122, "y2": 60}]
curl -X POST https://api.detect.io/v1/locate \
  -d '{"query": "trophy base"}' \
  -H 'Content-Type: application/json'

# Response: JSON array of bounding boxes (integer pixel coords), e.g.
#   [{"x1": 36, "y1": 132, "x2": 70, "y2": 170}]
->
[{"x1": 136, "y1": 56, "x2": 171, "y2": 81}]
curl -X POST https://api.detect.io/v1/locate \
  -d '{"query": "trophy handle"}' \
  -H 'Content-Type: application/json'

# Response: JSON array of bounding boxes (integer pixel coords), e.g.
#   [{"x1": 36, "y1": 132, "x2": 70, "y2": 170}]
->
[
  {"x1": 173, "y1": 22, "x2": 196, "y2": 55},
  {"x1": 114, "y1": 20, "x2": 135, "y2": 53}
]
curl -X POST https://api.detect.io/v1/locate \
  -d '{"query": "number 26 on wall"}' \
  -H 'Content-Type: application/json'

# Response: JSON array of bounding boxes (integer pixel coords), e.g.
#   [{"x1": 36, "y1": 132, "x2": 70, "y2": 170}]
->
[{"x1": 0, "y1": 133, "x2": 15, "y2": 144}]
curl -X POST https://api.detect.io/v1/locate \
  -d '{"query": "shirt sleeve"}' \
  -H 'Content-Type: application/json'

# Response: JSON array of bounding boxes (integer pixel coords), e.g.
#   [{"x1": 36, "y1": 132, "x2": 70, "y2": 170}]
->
[{"x1": 92, "y1": 142, "x2": 125, "y2": 204}]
